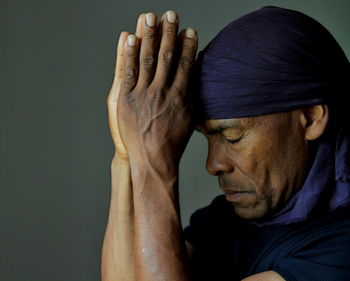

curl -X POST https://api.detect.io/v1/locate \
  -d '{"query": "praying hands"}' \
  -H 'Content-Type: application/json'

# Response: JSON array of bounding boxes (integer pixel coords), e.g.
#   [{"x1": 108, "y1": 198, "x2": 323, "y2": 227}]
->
[{"x1": 102, "y1": 10, "x2": 198, "y2": 281}]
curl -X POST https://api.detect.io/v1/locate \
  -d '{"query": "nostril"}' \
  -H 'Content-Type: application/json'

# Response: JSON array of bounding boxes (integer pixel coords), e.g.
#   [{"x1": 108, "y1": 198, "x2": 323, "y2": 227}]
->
[
  {"x1": 206, "y1": 160, "x2": 216, "y2": 176},
  {"x1": 206, "y1": 160, "x2": 224, "y2": 176},
  {"x1": 206, "y1": 140, "x2": 234, "y2": 176},
  {"x1": 206, "y1": 154, "x2": 234, "y2": 176}
]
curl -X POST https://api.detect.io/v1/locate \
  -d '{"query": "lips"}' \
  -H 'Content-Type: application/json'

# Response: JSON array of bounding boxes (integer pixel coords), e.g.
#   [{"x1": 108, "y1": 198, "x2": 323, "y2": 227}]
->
[
  {"x1": 221, "y1": 187, "x2": 247, "y2": 194},
  {"x1": 225, "y1": 192, "x2": 249, "y2": 202},
  {"x1": 221, "y1": 188, "x2": 250, "y2": 202}
]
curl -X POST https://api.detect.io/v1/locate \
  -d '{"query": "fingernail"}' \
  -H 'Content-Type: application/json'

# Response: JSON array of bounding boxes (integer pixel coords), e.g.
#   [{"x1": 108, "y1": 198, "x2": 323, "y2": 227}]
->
[
  {"x1": 146, "y1": 13, "x2": 156, "y2": 27},
  {"x1": 128, "y1": 34, "x2": 136, "y2": 46},
  {"x1": 186, "y1": 28, "x2": 195, "y2": 38},
  {"x1": 166, "y1": 10, "x2": 177, "y2": 23}
]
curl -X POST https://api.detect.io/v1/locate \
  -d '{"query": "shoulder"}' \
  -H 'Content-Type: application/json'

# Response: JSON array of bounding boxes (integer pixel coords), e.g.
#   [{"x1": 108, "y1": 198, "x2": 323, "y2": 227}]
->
[
  {"x1": 253, "y1": 206, "x2": 350, "y2": 280},
  {"x1": 185, "y1": 197, "x2": 350, "y2": 281}
]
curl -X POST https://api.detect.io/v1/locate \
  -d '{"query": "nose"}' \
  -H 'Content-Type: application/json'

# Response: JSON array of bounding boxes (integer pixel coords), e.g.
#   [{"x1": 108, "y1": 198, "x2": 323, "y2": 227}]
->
[{"x1": 206, "y1": 140, "x2": 234, "y2": 176}]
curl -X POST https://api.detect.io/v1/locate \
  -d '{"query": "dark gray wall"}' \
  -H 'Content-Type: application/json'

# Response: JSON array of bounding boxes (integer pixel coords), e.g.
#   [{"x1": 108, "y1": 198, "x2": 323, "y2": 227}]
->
[{"x1": 1, "y1": 0, "x2": 349, "y2": 280}]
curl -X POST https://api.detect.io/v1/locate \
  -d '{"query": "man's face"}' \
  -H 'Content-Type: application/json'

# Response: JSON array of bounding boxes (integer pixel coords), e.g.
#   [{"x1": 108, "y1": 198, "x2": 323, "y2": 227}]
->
[{"x1": 197, "y1": 110, "x2": 311, "y2": 220}]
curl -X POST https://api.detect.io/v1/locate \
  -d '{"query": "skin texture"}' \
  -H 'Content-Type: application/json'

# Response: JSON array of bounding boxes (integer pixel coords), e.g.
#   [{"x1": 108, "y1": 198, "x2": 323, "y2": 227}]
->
[
  {"x1": 101, "y1": 156, "x2": 135, "y2": 281},
  {"x1": 102, "y1": 10, "x2": 329, "y2": 281},
  {"x1": 102, "y1": 19, "x2": 141, "y2": 281},
  {"x1": 120, "y1": 11, "x2": 196, "y2": 281},
  {"x1": 199, "y1": 111, "x2": 311, "y2": 219},
  {"x1": 103, "y1": 11, "x2": 196, "y2": 281},
  {"x1": 199, "y1": 105, "x2": 328, "y2": 220}
]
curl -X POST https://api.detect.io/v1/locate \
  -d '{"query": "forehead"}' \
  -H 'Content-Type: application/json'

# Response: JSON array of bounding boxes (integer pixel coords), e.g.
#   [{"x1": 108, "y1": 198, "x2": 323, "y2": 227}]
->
[{"x1": 197, "y1": 112, "x2": 292, "y2": 135}]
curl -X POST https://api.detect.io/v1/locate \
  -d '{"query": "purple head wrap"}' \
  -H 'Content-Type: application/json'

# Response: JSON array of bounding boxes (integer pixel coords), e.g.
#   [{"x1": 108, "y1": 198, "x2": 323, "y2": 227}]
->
[{"x1": 193, "y1": 6, "x2": 350, "y2": 225}]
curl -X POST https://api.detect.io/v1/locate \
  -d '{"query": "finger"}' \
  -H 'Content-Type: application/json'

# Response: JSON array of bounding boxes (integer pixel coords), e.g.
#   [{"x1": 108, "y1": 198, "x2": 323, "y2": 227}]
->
[
  {"x1": 172, "y1": 28, "x2": 198, "y2": 90},
  {"x1": 114, "y1": 31, "x2": 129, "y2": 82},
  {"x1": 123, "y1": 34, "x2": 140, "y2": 93},
  {"x1": 137, "y1": 12, "x2": 159, "y2": 88},
  {"x1": 153, "y1": 10, "x2": 179, "y2": 87},
  {"x1": 135, "y1": 13, "x2": 145, "y2": 39}
]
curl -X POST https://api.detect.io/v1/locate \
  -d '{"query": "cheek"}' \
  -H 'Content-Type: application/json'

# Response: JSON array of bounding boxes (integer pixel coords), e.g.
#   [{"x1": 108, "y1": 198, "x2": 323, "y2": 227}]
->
[
  {"x1": 251, "y1": 130, "x2": 307, "y2": 207},
  {"x1": 229, "y1": 137, "x2": 285, "y2": 201},
  {"x1": 225, "y1": 145, "x2": 268, "y2": 195},
  {"x1": 224, "y1": 137, "x2": 259, "y2": 172},
  {"x1": 224, "y1": 143, "x2": 283, "y2": 219},
  {"x1": 228, "y1": 143, "x2": 266, "y2": 186}
]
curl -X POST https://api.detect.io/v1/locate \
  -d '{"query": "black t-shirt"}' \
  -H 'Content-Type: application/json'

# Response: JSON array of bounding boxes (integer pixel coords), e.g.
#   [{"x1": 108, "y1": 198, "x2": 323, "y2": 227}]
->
[{"x1": 184, "y1": 195, "x2": 350, "y2": 281}]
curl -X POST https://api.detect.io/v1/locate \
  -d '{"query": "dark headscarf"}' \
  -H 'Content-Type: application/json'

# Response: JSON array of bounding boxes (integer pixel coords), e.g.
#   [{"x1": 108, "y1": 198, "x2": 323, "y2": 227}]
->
[{"x1": 193, "y1": 6, "x2": 350, "y2": 225}]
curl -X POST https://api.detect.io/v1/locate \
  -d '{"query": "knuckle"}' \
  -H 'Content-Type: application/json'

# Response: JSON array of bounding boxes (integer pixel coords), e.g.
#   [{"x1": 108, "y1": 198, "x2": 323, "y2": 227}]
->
[
  {"x1": 161, "y1": 49, "x2": 174, "y2": 64},
  {"x1": 126, "y1": 48, "x2": 137, "y2": 58},
  {"x1": 142, "y1": 54, "x2": 155, "y2": 67},
  {"x1": 172, "y1": 86, "x2": 183, "y2": 96},
  {"x1": 163, "y1": 25, "x2": 177, "y2": 36},
  {"x1": 153, "y1": 92, "x2": 165, "y2": 103},
  {"x1": 143, "y1": 28, "x2": 157, "y2": 39},
  {"x1": 183, "y1": 39, "x2": 194, "y2": 49},
  {"x1": 172, "y1": 90, "x2": 186, "y2": 106},
  {"x1": 179, "y1": 57, "x2": 193, "y2": 71},
  {"x1": 125, "y1": 68, "x2": 136, "y2": 79},
  {"x1": 122, "y1": 79, "x2": 135, "y2": 90},
  {"x1": 123, "y1": 91, "x2": 136, "y2": 105}
]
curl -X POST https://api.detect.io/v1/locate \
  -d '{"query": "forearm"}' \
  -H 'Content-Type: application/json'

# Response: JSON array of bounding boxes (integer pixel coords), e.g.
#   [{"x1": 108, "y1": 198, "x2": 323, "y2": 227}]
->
[
  {"x1": 131, "y1": 162, "x2": 192, "y2": 281},
  {"x1": 101, "y1": 155, "x2": 135, "y2": 281}
]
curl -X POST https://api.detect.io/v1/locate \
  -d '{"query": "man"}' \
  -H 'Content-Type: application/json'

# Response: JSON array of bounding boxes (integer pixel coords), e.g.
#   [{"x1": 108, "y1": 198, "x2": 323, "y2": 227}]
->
[{"x1": 102, "y1": 6, "x2": 350, "y2": 281}]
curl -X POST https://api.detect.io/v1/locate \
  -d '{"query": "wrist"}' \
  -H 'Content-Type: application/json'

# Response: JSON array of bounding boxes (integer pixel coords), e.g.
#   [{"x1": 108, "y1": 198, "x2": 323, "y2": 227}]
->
[
  {"x1": 128, "y1": 146, "x2": 180, "y2": 173},
  {"x1": 131, "y1": 162, "x2": 180, "y2": 215},
  {"x1": 113, "y1": 150, "x2": 129, "y2": 161},
  {"x1": 130, "y1": 158, "x2": 179, "y2": 187},
  {"x1": 113, "y1": 149, "x2": 129, "y2": 160},
  {"x1": 111, "y1": 154, "x2": 130, "y2": 171}
]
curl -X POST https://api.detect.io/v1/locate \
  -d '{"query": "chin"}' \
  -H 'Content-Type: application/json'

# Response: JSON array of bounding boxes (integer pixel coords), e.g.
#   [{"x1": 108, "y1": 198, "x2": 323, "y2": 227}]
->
[{"x1": 233, "y1": 204, "x2": 269, "y2": 220}]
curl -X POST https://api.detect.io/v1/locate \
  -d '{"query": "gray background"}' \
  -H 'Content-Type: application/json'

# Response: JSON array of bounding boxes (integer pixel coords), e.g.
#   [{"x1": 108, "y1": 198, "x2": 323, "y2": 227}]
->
[{"x1": 1, "y1": 0, "x2": 349, "y2": 280}]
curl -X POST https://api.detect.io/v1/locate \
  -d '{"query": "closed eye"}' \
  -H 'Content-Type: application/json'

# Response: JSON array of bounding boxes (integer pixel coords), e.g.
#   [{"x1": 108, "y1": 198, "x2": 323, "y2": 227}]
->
[{"x1": 225, "y1": 137, "x2": 242, "y2": 144}]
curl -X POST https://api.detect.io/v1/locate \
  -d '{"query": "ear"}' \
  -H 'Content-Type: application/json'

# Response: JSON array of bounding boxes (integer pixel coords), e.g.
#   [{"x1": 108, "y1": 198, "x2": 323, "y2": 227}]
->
[{"x1": 300, "y1": 104, "x2": 329, "y2": 141}]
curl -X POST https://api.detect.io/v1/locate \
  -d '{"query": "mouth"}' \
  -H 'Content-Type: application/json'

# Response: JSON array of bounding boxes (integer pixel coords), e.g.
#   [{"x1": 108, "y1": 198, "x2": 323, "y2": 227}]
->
[{"x1": 221, "y1": 188, "x2": 250, "y2": 202}]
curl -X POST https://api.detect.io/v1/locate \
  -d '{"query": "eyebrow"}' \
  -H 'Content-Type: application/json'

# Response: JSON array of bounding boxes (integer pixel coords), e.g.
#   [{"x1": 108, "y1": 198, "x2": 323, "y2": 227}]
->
[{"x1": 200, "y1": 122, "x2": 241, "y2": 135}]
